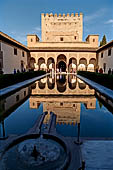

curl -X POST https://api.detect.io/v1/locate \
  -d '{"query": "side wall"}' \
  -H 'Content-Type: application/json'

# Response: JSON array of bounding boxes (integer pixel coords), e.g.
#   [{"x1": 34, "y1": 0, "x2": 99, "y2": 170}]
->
[
  {"x1": 97, "y1": 45, "x2": 113, "y2": 73},
  {"x1": 1, "y1": 41, "x2": 28, "y2": 74}
]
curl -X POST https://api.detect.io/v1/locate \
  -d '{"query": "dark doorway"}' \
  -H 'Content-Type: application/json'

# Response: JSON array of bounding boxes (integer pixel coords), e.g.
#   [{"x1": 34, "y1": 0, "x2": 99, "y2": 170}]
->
[{"x1": 58, "y1": 61, "x2": 66, "y2": 72}]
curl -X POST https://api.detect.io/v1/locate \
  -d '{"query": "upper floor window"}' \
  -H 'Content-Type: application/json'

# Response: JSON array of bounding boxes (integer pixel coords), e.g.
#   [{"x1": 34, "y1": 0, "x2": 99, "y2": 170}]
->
[
  {"x1": 93, "y1": 39, "x2": 95, "y2": 42},
  {"x1": 14, "y1": 48, "x2": 17, "y2": 55},
  {"x1": 31, "y1": 38, "x2": 33, "y2": 42},
  {"x1": 74, "y1": 36, "x2": 77, "y2": 40},
  {"x1": 108, "y1": 48, "x2": 111, "y2": 56},
  {"x1": 101, "y1": 52, "x2": 103, "y2": 58},
  {"x1": 60, "y1": 37, "x2": 63, "y2": 41},
  {"x1": 22, "y1": 51, "x2": 24, "y2": 57}
]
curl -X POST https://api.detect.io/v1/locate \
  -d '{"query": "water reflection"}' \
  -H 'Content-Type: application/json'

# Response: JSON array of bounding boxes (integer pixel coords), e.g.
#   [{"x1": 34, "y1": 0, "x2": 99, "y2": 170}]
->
[
  {"x1": 31, "y1": 74, "x2": 95, "y2": 95},
  {"x1": 0, "y1": 85, "x2": 42, "y2": 138},
  {"x1": 30, "y1": 74, "x2": 96, "y2": 136},
  {"x1": 1, "y1": 74, "x2": 113, "y2": 138}
]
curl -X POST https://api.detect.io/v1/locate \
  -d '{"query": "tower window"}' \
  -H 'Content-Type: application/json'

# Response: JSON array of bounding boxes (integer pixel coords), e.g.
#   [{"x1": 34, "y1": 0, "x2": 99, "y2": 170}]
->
[
  {"x1": 60, "y1": 37, "x2": 63, "y2": 41},
  {"x1": 93, "y1": 39, "x2": 95, "y2": 42},
  {"x1": 31, "y1": 38, "x2": 33, "y2": 42},
  {"x1": 74, "y1": 36, "x2": 77, "y2": 40}
]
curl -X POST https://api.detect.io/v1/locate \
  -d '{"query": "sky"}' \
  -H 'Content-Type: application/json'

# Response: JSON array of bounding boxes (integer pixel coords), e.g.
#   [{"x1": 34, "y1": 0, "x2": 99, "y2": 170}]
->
[{"x1": 0, "y1": 0, "x2": 113, "y2": 45}]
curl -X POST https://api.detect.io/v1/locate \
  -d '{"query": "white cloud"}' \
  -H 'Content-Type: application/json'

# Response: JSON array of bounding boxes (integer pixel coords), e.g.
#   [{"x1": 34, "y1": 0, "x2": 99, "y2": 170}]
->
[
  {"x1": 84, "y1": 8, "x2": 107, "y2": 22},
  {"x1": 8, "y1": 31, "x2": 27, "y2": 45},
  {"x1": 34, "y1": 26, "x2": 41, "y2": 32},
  {"x1": 105, "y1": 19, "x2": 113, "y2": 24}
]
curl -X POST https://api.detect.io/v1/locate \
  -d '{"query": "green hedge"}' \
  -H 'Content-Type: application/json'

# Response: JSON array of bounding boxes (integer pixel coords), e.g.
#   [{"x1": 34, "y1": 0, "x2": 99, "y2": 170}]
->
[
  {"x1": 0, "y1": 70, "x2": 46, "y2": 89},
  {"x1": 77, "y1": 71, "x2": 113, "y2": 90}
]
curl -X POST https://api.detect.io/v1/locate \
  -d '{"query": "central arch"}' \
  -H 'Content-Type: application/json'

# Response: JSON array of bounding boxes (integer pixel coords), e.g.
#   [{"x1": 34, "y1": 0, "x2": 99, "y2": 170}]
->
[
  {"x1": 58, "y1": 61, "x2": 66, "y2": 72},
  {"x1": 57, "y1": 54, "x2": 67, "y2": 72}
]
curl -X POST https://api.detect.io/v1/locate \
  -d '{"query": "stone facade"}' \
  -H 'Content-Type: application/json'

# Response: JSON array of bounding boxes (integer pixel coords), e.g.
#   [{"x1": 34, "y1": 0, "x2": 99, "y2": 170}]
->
[
  {"x1": 97, "y1": 41, "x2": 113, "y2": 73},
  {"x1": 2, "y1": 12, "x2": 113, "y2": 75},
  {"x1": 41, "y1": 13, "x2": 83, "y2": 42},
  {"x1": 0, "y1": 32, "x2": 29, "y2": 74},
  {"x1": 27, "y1": 13, "x2": 99, "y2": 73}
]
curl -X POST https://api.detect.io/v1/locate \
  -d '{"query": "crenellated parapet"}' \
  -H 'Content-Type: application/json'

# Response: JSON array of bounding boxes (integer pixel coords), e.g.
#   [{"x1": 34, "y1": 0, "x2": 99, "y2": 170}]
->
[
  {"x1": 41, "y1": 12, "x2": 83, "y2": 18},
  {"x1": 41, "y1": 12, "x2": 83, "y2": 42}
]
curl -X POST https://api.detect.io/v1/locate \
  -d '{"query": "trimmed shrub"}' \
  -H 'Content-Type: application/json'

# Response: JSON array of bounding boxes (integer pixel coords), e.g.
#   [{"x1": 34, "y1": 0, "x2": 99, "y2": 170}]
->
[
  {"x1": 77, "y1": 71, "x2": 113, "y2": 90},
  {"x1": 0, "y1": 70, "x2": 46, "y2": 89}
]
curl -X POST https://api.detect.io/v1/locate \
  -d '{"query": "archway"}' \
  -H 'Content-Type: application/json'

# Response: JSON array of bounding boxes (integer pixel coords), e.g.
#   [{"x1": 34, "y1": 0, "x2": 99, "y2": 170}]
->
[
  {"x1": 87, "y1": 58, "x2": 96, "y2": 72},
  {"x1": 30, "y1": 57, "x2": 36, "y2": 70},
  {"x1": 58, "y1": 61, "x2": 66, "y2": 72},
  {"x1": 69, "y1": 58, "x2": 77, "y2": 73},
  {"x1": 78, "y1": 58, "x2": 87, "y2": 71},
  {"x1": 38, "y1": 57, "x2": 46, "y2": 71},
  {"x1": 57, "y1": 75, "x2": 66, "y2": 92},
  {"x1": 68, "y1": 75, "x2": 76, "y2": 89},
  {"x1": 47, "y1": 57, "x2": 55, "y2": 72},
  {"x1": 78, "y1": 79, "x2": 86, "y2": 90},
  {"x1": 57, "y1": 54, "x2": 67, "y2": 72}
]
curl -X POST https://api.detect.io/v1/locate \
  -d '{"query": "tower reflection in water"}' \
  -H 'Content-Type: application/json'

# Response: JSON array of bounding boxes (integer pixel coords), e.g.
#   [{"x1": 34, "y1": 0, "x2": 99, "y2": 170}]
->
[{"x1": 30, "y1": 74, "x2": 96, "y2": 137}]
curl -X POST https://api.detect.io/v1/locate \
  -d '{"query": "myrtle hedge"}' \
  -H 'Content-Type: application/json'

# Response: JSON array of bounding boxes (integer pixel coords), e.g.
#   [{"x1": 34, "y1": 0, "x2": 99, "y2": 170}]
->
[
  {"x1": 0, "y1": 70, "x2": 46, "y2": 89},
  {"x1": 77, "y1": 71, "x2": 113, "y2": 90}
]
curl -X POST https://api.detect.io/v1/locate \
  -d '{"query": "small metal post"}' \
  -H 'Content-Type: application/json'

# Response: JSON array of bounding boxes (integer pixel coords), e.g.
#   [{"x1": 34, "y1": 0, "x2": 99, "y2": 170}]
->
[
  {"x1": 82, "y1": 160, "x2": 85, "y2": 170},
  {"x1": 74, "y1": 123, "x2": 82, "y2": 145},
  {"x1": 78, "y1": 160, "x2": 85, "y2": 170}
]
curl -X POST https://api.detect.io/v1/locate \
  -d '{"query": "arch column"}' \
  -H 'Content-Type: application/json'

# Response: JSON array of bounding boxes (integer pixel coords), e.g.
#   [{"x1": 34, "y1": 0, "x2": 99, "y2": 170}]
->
[
  {"x1": 45, "y1": 53, "x2": 48, "y2": 72},
  {"x1": 77, "y1": 57, "x2": 80, "y2": 71},
  {"x1": 67, "y1": 53, "x2": 69, "y2": 73},
  {"x1": 54, "y1": 54, "x2": 57, "y2": 73}
]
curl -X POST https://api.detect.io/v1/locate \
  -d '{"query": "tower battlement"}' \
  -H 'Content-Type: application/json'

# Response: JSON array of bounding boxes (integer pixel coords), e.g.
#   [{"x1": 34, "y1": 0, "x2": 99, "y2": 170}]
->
[
  {"x1": 41, "y1": 13, "x2": 83, "y2": 18},
  {"x1": 41, "y1": 12, "x2": 83, "y2": 42}
]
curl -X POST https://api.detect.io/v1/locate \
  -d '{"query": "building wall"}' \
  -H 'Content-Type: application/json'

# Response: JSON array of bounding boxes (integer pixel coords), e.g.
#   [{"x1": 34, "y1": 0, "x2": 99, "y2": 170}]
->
[
  {"x1": 27, "y1": 40, "x2": 98, "y2": 48},
  {"x1": 41, "y1": 13, "x2": 83, "y2": 42},
  {"x1": 29, "y1": 51, "x2": 97, "y2": 72},
  {"x1": 1, "y1": 41, "x2": 28, "y2": 74},
  {"x1": 0, "y1": 42, "x2": 3, "y2": 72},
  {"x1": 97, "y1": 44, "x2": 113, "y2": 73}
]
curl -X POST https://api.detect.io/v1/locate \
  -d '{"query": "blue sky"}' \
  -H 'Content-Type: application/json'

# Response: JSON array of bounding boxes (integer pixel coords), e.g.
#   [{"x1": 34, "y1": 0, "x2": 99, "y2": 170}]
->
[{"x1": 0, "y1": 0, "x2": 113, "y2": 45}]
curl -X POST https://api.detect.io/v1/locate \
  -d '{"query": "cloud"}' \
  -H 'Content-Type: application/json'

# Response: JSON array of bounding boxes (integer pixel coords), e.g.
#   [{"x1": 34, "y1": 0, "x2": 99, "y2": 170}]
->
[
  {"x1": 8, "y1": 31, "x2": 27, "y2": 45},
  {"x1": 34, "y1": 26, "x2": 41, "y2": 32},
  {"x1": 84, "y1": 8, "x2": 107, "y2": 22},
  {"x1": 105, "y1": 19, "x2": 113, "y2": 24}
]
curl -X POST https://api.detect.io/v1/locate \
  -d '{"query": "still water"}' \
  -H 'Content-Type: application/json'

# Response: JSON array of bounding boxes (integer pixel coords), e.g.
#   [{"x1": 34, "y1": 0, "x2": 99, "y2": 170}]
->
[{"x1": 0, "y1": 74, "x2": 113, "y2": 138}]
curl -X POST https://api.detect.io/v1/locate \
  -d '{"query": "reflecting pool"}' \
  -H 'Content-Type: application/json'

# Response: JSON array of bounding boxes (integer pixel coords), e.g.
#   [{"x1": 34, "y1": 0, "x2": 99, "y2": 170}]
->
[{"x1": 0, "y1": 74, "x2": 113, "y2": 138}]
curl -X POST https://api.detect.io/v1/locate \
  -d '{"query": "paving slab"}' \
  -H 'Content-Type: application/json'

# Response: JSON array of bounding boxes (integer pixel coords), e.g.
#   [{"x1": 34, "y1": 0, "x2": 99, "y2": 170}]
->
[{"x1": 81, "y1": 140, "x2": 113, "y2": 170}]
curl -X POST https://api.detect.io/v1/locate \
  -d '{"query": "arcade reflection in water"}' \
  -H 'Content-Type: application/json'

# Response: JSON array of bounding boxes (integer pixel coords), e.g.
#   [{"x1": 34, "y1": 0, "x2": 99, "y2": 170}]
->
[{"x1": 30, "y1": 74, "x2": 96, "y2": 136}]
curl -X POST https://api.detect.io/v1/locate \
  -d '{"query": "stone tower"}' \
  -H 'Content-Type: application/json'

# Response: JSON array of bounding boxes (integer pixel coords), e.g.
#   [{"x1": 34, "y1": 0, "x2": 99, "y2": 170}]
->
[{"x1": 41, "y1": 13, "x2": 83, "y2": 42}]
